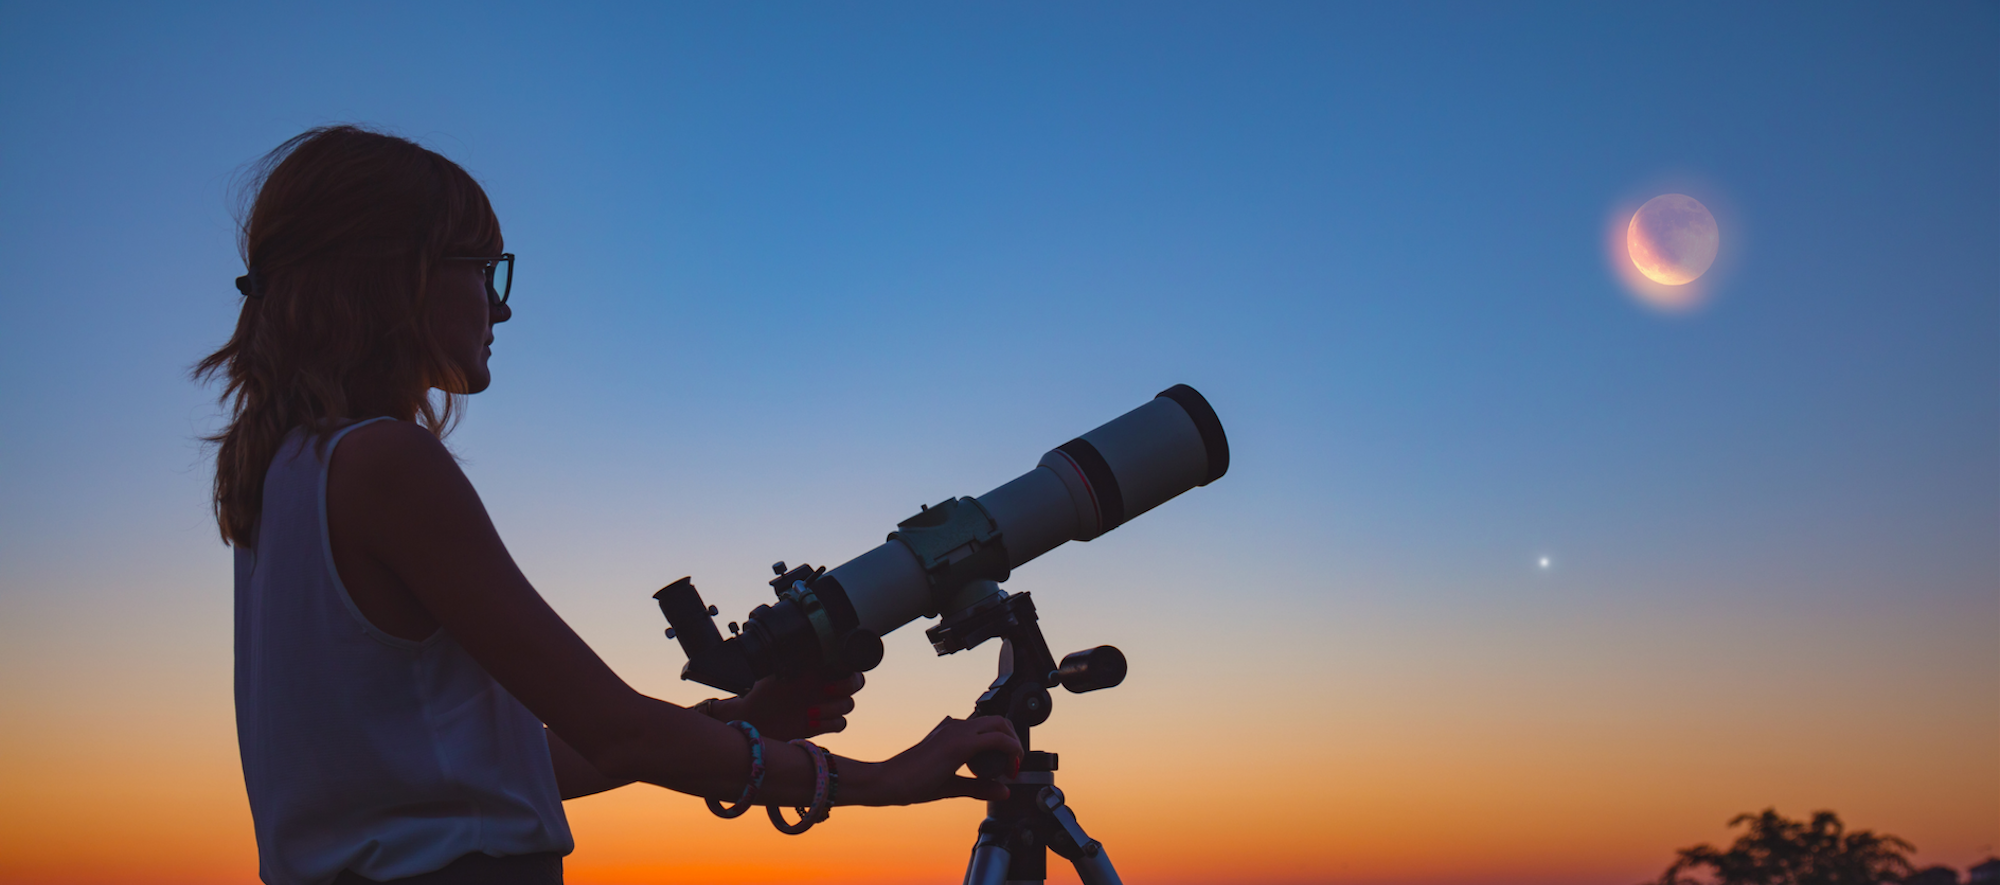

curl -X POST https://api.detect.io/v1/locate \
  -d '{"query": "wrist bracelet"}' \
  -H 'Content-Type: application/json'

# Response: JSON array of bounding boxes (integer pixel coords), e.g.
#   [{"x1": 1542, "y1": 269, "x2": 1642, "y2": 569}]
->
[
  {"x1": 767, "y1": 739, "x2": 832, "y2": 835},
  {"x1": 825, "y1": 753, "x2": 840, "y2": 809},
  {"x1": 704, "y1": 720, "x2": 764, "y2": 820}
]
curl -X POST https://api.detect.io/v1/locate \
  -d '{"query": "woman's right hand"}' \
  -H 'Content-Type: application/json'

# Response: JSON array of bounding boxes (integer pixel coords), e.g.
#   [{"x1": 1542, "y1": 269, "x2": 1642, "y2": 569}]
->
[{"x1": 847, "y1": 716, "x2": 1022, "y2": 806}]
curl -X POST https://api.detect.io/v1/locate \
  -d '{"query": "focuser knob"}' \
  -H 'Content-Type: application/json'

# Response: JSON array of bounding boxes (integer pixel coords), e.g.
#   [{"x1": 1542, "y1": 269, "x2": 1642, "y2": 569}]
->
[{"x1": 769, "y1": 562, "x2": 821, "y2": 596}]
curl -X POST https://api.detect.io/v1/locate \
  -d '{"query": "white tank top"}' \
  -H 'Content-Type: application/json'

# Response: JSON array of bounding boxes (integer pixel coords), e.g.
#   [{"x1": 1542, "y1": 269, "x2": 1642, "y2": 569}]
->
[{"x1": 234, "y1": 419, "x2": 572, "y2": 885}]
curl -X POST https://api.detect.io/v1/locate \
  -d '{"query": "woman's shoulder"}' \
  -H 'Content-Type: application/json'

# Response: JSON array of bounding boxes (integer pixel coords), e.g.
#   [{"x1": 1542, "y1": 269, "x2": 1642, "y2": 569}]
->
[
  {"x1": 325, "y1": 418, "x2": 489, "y2": 574},
  {"x1": 335, "y1": 416, "x2": 434, "y2": 448},
  {"x1": 328, "y1": 419, "x2": 461, "y2": 491}
]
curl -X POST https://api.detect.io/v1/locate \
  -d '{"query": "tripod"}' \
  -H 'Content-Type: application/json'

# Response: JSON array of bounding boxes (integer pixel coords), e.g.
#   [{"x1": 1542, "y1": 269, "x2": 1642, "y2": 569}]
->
[{"x1": 924, "y1": 586, "x2": 1125, "y2": 885}]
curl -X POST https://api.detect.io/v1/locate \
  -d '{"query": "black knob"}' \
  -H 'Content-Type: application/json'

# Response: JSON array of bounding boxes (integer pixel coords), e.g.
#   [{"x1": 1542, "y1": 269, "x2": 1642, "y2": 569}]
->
[
  {"x1": 1056, "y1": 646, "x2": 1127, "y2": 694},
  {"x1": 969, "y1": 749, "x2": 1009, "y2": 779},
  {"x1": 1010, "y1": 686, "x2": 1053, "y2": 727},
  {"x1": 838, "y1": 628, "x2": 884, "y2": 672}
]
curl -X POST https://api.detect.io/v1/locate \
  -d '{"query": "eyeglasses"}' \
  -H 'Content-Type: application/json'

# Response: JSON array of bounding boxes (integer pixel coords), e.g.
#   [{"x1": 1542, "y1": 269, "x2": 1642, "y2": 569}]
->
[{"x1": 442, "y1": 253, "x2": 514, "y2": 307}]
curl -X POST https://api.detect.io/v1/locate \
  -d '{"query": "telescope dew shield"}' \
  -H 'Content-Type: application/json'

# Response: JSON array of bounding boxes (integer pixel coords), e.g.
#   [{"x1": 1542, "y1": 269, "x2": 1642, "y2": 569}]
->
[{"x1": 979, "y1": 383, "x2": 1228, "y2": 564}]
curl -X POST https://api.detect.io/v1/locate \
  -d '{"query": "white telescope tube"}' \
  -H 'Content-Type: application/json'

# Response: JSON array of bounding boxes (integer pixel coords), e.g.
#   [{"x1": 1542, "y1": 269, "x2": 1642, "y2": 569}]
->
[{"x1": 823, "y1": 384, "x2": 1228, "y2": 637}]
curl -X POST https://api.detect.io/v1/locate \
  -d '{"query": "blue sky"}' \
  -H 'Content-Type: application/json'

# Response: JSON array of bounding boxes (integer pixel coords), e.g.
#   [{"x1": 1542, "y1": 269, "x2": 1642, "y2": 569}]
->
[{"x1": 1, "y1": 3, "x2": 1994, "y2": 879}]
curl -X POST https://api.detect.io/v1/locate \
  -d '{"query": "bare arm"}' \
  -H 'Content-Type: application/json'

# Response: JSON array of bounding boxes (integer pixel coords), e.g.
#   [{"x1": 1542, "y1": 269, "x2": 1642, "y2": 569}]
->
[
  {"x1": 326, "y1": 420, "x2": 1017, "y2": 806},
  {"x1": 548, "y1": 727, "x2": 629, "y2": 800}
]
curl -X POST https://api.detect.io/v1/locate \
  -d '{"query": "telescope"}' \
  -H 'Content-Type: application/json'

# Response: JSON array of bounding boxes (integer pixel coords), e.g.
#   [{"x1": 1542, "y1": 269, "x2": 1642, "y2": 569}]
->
[{"x1": 655, "y1": 384, "x2": 1228, "y2": 695}]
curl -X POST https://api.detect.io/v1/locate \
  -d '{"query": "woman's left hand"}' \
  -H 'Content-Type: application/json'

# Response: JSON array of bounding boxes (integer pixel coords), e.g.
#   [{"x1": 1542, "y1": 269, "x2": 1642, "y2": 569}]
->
[{"x1": 712, "y1": 671, "x2": 863, "y2": 740}]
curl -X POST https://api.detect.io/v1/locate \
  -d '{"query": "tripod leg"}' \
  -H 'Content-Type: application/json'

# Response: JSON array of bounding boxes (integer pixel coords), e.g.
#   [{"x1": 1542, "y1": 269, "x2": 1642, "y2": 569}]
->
[
  {"x1": 964, "y1": 845, "x2": 1012, "y2": 885},
  {"x1": 1068, "y1": 848, "x2": 1121, "y2": 885},
  {"x1": 1036, "y1": 787, "x2": 1123, "y2": 885},
  {"x1": 963, "y1": 819, "x2": 1014, "y2": 885}
]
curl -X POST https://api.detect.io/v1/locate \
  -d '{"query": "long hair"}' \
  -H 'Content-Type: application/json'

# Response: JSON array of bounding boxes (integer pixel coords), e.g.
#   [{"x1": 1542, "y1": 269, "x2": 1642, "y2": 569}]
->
[{"x1": 195, "y1": 125, "x2": 502, "y2": 546}]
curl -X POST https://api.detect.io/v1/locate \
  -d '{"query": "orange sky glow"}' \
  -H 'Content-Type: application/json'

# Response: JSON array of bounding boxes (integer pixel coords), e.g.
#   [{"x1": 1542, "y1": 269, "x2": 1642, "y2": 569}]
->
[{"x1": 3, "y1": 582, "x2": 1992, "y2": 885}]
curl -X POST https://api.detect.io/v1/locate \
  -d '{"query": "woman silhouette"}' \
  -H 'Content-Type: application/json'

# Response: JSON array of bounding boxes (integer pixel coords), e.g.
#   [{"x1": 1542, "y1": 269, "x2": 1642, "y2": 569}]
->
[{"x1": 199, "y1": 126, "x2": 1020, "y2": 885}]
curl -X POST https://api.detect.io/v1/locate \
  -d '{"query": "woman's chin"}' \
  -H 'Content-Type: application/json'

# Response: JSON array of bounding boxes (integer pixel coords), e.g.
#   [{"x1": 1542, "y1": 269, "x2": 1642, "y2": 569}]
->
[{"x1": 432, "y1": 368, "x2": 492, "y2": 395}]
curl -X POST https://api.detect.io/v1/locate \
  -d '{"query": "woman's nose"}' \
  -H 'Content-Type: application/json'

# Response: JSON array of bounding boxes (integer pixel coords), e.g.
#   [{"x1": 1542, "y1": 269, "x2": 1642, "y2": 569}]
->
[{"x1": 491, "y1": 300, "x2": 513, "y2": 324}]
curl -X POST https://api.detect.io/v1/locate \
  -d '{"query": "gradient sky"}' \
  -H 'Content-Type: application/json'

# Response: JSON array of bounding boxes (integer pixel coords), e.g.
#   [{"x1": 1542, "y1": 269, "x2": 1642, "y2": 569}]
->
[{"x1": 2, "y1": 3, "x2": 1995, "y2": 884}]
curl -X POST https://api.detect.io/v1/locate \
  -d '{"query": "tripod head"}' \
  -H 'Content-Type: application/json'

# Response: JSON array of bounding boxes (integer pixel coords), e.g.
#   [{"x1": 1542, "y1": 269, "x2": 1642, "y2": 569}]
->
[
  {"x1": 927, "y1": 582, "x2": 1126, "y2": 775},
  {"x1": 944, "y1": 583, "x2": 1131, "y2": 885}
]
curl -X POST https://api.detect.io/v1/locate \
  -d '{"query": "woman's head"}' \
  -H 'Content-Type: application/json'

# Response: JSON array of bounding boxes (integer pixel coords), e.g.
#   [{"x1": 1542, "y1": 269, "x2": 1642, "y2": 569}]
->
[{"x1": 197, "y1": 125, "x2": 508, "y2": 545}]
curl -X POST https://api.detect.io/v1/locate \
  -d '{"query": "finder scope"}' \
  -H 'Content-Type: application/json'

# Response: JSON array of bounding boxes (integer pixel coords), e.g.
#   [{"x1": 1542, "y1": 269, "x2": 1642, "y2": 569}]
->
[{"x1": 656, "y1": 384, "x2": 1228, "y2": 694}]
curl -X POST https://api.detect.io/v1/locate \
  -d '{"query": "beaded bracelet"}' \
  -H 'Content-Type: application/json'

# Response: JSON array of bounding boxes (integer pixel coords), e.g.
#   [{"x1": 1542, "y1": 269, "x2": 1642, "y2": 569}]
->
[
  {"x1": 767, "y1": 739, "x2": 832, "y2": 835},
  {"x1": 825, "y1": 752, "x2": 840, "y2": 810},
  {"x1": 704, "y1": 720, "x2": 765, "y2": 820}
]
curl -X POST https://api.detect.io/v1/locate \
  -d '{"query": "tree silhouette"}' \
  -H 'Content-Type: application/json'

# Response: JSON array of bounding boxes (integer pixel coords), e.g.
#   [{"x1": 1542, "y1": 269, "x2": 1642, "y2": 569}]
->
[
  {"x1": 1904, "y1": 867, "x2": 1962, "y2": 885},
  {"x1": 1648, "y1": 809, "x2": 1918, "y2": 885}
]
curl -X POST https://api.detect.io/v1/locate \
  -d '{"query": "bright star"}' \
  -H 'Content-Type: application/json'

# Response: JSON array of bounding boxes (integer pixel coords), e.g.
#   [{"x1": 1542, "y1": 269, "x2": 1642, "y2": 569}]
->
[{"x1": 1538, "y1": 557, "x2": 1551, "y2": 569}]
